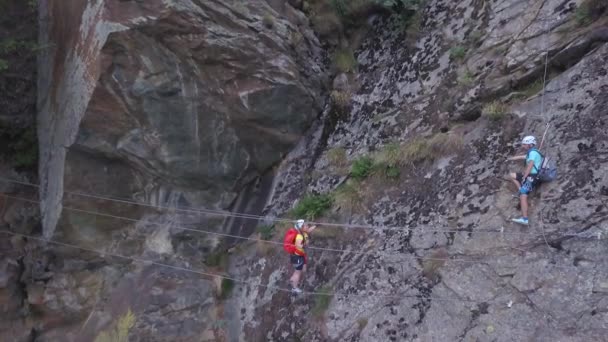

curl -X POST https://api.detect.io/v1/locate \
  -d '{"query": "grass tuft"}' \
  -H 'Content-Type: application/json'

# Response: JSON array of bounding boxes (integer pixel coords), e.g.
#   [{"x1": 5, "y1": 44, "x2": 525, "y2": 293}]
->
[
  {"x1": 400, "y1": 138, "x2": 430, "y2": 164},
  {"x1": 262, "y1": 14, "x2": 275, "y2": 28},
  {"x1": 95, "y1": 309, "x2": 136, "y2": 342},
  {"x1": 384, "y1": 133, "x2": 464, "y2": 166},
  {"x1": 482, "y1": 101, "x2": 509, "y2": 121},
  {"x1": 449, "y1": 45, "x2": 467, "y2": 60},
  {"x1": 468, "y1": 30, "x2": 484, "y2": 46},
  {"x1": 458, "y1": 70, "x2": 474, "y2": 86},
  {"x1": 350, "y1": 156, "x2": 375, "y2": 180},
  {"x1": 330, "y1": 90, "x2": 352, "y2": 109},
  {"x1": 205, "y1": 250, "x2": 229, "y2": 268},
  {"x1": 326, "y1": 147, "x2": 348, "y2": 168},
  {"x1": 257, "y1": 225, "x2": 275, "y2": 240},
  {"x1": 383, "y1": 165, "x2": 401, "y2": 179},
  {"x1": 357, "y1": 318, "x2": 369, "y2": 330},
  {"x1": 332, "y1": 180, "x2": 363, "y2": 213},
  {"x1": 333, "y1": 48, "x2": 357, "y2": 73},
  {"x1": 376, "y1": 142, "x2": 403, "y2": 167},
  {"x1": 427, "y1": 133, "x2": 464, "y2": 156},
  {"x1": 518, "y1": 79, "x2": 544, "y2": 98}
]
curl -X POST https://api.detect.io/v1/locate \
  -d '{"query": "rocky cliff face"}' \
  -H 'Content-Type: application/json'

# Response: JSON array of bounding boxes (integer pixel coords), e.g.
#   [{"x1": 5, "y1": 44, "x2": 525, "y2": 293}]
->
[
  {"x1": 227, "y1": 0, "x2": 608, "y2": 341},
  {"x1": 1, "y1": 0, "x2": 607, "y2": 341},
  {"x1": 5, "y1": 0, "x2": 326, "y2": 341},
  {"x1": 38, "y1": 0, "x2": 325, "y2": 239}
]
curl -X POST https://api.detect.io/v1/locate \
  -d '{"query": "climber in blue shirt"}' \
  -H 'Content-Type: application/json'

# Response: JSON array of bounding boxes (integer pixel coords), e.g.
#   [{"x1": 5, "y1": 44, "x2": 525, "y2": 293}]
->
[{"x1": 507, "y1": 136, "x2": 543, "y2": 225}]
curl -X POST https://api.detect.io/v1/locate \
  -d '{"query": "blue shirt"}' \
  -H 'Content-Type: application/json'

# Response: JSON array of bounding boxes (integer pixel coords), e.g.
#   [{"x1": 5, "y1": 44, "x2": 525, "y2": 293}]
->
[{"x1": 526, "y1": 149, "x2": 543, "y2": 175}]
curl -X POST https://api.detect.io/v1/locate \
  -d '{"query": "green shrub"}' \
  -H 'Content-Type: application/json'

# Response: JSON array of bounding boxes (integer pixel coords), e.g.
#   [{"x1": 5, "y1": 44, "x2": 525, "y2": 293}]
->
[
  {"x1": 575, "y1": 0, "x2": 606, "y2": 26},
  {"x1": 350, "y1": 156, "x2": 375, "y2": 179},
  {"x1": 312, "y1": 285, "x2": 333, "y2": 318},
  {"x1": 333, "y1": 48, "x2": 357, "y2": 73},
  {"x1": 0, "y1": 58, "x2": 7, "y2": 72},
  {"x1": 257, "y1": 225, "x2": 275, "y2": 240},
  {"x1": 291, "y1": 194, "x2": 333, "y2": 220},
  {"x1": 450, "y1": 45, "x2": 467, "y2": 60},
  {"x1": 219, "y1": 278, "x2": 235, "y2": 300},
  {"x1": 482, "y1": 101, "x2": 508, "y2": 121},
  {"x1": 0, "y1": 125, "x2": 38, "y2": 169}
]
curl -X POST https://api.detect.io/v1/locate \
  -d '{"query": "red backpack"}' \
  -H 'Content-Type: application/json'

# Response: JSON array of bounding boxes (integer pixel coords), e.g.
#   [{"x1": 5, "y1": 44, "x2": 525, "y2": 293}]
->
[{"x1": 283, "y1": 228, "x2": 299, "y2": 254}]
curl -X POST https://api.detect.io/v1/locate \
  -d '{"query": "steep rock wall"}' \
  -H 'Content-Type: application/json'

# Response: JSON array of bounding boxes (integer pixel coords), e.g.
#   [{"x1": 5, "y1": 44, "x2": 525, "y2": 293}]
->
[
  {"x1": 38, "y1": 0, "x2": 325, "y2": 239},
  {"x1": 228, "y1": 0, "x2": 608, "y2": 341},
  {"x1": 4, "y1": 0, "x2": 605, "y2": 341}
]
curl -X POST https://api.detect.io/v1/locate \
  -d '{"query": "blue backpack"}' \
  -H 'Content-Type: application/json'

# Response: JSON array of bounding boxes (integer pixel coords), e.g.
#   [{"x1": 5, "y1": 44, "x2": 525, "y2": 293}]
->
[{"x1": 527, "y1": 148, "x2": 557, "y2": 182}]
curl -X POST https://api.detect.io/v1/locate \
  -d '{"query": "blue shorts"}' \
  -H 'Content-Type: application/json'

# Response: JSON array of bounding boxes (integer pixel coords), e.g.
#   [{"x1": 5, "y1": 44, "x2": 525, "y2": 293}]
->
[{"x1": 516, "y1": 172, "x2": 540, "y2": 195}]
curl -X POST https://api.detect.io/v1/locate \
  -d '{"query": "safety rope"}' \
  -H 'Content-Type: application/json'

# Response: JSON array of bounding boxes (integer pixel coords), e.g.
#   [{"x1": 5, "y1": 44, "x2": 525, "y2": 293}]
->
[{"x1": 536, "y1": 8, "x2": 553, "y2": 249}]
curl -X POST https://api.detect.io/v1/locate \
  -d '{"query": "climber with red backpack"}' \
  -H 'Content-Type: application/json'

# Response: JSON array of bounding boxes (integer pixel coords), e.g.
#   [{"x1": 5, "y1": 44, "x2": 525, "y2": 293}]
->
[{"x1": 283, "y1": 219, "x2": 317, "y2": 294}]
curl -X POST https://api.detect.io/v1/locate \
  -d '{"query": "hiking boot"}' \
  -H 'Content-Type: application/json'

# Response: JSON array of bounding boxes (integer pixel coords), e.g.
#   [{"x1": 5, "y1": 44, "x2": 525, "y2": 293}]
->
[
  {"x1": 511, "y1": 217, "x2": 529, "y2": 226},
  {"x1": 291, "y1": 287, "x2": 303, "y2": 294}
]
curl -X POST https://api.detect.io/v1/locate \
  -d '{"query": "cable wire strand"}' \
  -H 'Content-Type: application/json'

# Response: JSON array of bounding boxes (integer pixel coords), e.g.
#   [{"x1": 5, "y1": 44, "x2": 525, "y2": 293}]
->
[
  {"x1": 0, "y1": 229, "x2": 479, "y2": 302},
  {"x1": 2, "y1": 193, "x2": 603, "y2": 271},
  {"x1": 0, "y1": 193, "x2": 501, "y2": 264},
  {"x1": 0, "y1": 176, "x2": 571, "y2": 237}
]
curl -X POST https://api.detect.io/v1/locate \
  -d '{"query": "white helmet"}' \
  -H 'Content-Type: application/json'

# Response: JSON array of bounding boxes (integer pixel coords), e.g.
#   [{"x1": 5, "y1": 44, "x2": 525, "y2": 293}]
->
[
  {"x1": 295, "y1": 219, "x2": 305, "y2": 229},
  {"x1": 521, "y1": 136, "x2": 537, "y2": 145}
]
